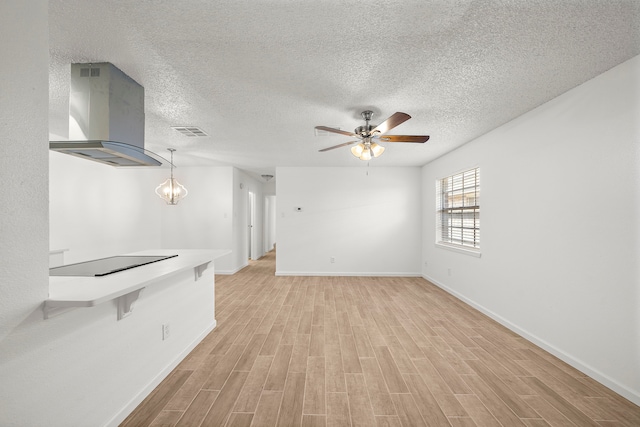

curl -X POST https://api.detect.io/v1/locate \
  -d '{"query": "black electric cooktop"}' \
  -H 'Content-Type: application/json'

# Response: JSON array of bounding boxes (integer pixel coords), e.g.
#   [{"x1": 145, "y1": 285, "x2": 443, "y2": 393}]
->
[{"x1": 49, "y1": 254, "x2": 178, "y2": 277}]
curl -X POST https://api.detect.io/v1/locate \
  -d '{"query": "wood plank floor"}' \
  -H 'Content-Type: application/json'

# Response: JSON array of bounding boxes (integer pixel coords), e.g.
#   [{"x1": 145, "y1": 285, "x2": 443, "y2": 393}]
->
[{"x1": 122, "y1": 250, "x2": 640, "y2": 426}]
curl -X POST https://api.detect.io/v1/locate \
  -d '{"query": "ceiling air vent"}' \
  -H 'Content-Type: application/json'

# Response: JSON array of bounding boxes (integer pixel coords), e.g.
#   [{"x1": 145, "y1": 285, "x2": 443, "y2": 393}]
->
[
  {"x1": 79, "y1": 67, "x2": 100, "y2": 77},
  {"x1": 171, "y1": 126, "x2": 208, "y2": 137}
]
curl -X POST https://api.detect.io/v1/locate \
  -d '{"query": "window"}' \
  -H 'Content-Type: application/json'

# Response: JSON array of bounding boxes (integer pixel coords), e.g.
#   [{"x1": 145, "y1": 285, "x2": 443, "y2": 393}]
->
[{"x1": 436, "y1": 167, "x2": 480, "y2": 250}]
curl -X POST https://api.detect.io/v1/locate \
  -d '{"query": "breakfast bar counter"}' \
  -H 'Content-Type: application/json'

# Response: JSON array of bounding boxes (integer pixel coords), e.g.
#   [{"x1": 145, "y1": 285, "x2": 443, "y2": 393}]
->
[{"x1": 45, "y1": 249, "x2": 231, "y2": 319}]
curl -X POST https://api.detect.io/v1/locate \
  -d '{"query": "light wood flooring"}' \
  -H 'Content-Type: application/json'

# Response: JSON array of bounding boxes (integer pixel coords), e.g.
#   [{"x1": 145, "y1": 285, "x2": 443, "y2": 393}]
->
[{"x1": 122, "y1": 250, "x2": 640, "y2": 426}]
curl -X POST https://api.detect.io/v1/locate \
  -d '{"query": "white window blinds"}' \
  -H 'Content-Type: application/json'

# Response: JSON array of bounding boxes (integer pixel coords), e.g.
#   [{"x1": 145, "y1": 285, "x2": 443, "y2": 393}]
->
[{"x1": 436, "y1": 167, "x2": 480, "y2": 249}]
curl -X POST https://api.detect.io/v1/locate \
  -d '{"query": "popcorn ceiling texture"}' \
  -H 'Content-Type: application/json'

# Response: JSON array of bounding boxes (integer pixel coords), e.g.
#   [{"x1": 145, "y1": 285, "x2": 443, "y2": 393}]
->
[{"x1": 48, "y1": 0, "x2": 640, "y2": 174}]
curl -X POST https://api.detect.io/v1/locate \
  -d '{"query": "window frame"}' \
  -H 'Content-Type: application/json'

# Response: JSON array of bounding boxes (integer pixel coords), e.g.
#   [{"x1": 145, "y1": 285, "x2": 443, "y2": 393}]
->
[{"x1": 435, "y1": 167, "x2": 481, "y2": 257}]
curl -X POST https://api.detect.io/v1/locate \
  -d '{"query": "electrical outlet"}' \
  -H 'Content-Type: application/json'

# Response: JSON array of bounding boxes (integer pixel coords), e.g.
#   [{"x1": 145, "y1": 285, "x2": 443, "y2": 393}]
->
[
  {"x1": 424, "y1": 260, "x2": 428, "y2": 266},
  {"x1": 162, "y1": 323, "x2": 170, "y2": 340},
  {"x1": 330, "y1": 257, "x2": 335, "y2": 264},
  {"x1": 447, "y1": 268, "x2": 452, "y2": 277}
]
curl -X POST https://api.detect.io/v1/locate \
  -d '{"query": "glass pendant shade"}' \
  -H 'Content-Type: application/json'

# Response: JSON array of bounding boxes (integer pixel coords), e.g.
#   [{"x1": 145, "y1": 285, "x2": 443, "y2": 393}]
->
[
  {"x1": 155, "y1": 178, "x2": 188, "y2": 205},
  {"x1": 351, "y1": 143, "x2": 365, "y2": 158},
  {"x1": 370, "y1": 142, "x2": 385, "y2": 157},
  {"x1": 155, "y1": 148, "x2": 188, "y2": 205}
]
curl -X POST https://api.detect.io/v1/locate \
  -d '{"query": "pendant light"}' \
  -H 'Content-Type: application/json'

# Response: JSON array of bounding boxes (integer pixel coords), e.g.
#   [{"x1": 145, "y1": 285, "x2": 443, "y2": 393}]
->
[{"x1": 155, "y1": 148, "x2": 188, "y2": 205}]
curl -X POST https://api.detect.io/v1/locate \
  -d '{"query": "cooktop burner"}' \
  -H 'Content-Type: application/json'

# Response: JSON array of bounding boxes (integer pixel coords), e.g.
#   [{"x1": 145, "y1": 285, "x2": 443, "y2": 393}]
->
[{"x1": 49, "y1": 254, "x2": 178, "y2": 277}]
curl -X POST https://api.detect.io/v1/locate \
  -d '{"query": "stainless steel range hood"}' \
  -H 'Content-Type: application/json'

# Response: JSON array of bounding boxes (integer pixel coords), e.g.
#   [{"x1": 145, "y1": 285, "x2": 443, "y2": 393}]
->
[{"x1": 50, "y1": 62, "x2": 163, "y2": 167}]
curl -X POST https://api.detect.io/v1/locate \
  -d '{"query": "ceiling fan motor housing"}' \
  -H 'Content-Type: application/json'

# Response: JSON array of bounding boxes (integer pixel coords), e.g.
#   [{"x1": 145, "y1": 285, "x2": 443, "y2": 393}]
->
[{"x1": 355, "y1": 124, "x2": 375, "y2": 137}]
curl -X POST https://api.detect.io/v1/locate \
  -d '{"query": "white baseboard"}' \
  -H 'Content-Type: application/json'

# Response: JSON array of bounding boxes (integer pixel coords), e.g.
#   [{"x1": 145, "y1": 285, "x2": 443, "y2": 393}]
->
[
  {"x1": 422, "y1": 274, "x2": 640, "y2": 406},
  {"x1": 105, "y1": 320, "x2": 217, "y2": 427},
  {"x1": 215, "y1": 264, "x2": 248, "y2": 275},
  {"x1": 275, "y1": 270, "x2": 422, "y2": 277}
]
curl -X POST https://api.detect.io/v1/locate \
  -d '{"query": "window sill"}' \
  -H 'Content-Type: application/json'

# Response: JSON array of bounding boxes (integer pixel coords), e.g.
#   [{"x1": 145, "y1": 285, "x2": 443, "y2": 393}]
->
[{"x1": 435, "y1": 242, "x2": 481, "y2": 258}]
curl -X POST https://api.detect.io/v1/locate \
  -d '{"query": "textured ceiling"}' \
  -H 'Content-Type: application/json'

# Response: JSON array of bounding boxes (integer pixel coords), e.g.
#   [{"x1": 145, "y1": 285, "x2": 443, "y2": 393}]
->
[{"x1": 48, "y1": 0, "x2": 640, "y2": 178}]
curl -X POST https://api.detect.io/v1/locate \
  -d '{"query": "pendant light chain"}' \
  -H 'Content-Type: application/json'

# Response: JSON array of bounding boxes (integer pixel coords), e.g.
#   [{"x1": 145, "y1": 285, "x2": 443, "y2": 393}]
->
[{"x1": 169, "y1": 148, "x2": 175, "y2": 180}]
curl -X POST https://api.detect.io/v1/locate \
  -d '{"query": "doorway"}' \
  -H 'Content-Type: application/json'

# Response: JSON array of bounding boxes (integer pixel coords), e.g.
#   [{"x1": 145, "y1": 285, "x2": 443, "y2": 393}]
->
[
  {"x1": 264, "y1": 195, "x2": 276, "y2": 253},
  {"x1": 248, "y1": 191, "x2": 256, "y2": 260}
]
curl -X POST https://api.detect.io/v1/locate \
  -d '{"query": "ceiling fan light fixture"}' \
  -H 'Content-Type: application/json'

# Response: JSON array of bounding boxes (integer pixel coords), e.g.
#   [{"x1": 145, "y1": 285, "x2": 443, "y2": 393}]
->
[
  {"x1": 351, "y1": 142, "x2": 379, "y2": 161},
  {"x1": 370, "y1": 142, "x2": 385, "y2": 157},
  {"x1": 359, "y1": 146, "x2": 372, "y2": 161},
  {"x1": 351, "y1": 143, "x2": 365, "y2": 158}
]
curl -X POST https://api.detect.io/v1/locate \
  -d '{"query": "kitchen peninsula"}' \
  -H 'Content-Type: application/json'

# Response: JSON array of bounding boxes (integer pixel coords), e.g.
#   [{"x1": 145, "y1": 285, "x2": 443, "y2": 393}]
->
[
  {"x1": 41, "y1": 248, "x2": 230, "y2": 426},
  {"x1": 46, "y1": 249, "x2": 230, "y2": 320}
]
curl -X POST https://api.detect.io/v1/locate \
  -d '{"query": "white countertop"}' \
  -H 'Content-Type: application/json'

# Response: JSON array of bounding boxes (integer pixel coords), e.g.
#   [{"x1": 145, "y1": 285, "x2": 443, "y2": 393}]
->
[{"x1": 47, "y1": 249, "x2": 230, "y2": 309}]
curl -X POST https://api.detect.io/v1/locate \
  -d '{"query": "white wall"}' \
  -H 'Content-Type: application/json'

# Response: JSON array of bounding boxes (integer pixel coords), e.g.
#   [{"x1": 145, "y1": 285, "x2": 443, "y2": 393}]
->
[
  {"x1": 50, "y1": 151, "x2": 163, "y2": 263},
  {"x1": 276, "y1": 167, "x2": 422, "y2": 276},
  {"x1": 0, "y1": 0, "x2": 49, "y2": 343},
  {"x1": 160, "y1": 166, "x2": 235, "y2": 271},
  {"x1": 263, "y1": 178, "x2": 276, "y2": 195},
  {"x1": 160, "y1": 166, "x2": 266, "y2": 273},
  {"x1": 422, "y1": 55, "x2": 640, "y2": 404}
]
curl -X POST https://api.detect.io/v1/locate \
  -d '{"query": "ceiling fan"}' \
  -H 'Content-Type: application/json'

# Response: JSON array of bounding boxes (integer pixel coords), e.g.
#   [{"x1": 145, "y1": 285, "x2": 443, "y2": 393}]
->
[{"x1": 316, "y1": 110, "x2": 430, "y2": 160}]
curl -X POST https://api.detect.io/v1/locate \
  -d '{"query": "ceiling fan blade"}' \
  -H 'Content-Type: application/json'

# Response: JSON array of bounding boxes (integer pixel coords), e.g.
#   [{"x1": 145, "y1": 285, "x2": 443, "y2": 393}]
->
[
  {"x1": 315, "y1": 126, "x2": 357, "y2": 137},
  {"x1": 319, "y1": 141, "x2": 358, "y2": 152},
  {"x1": 371, "y1": 112, "x2": 411, "y2": 135},
  {"x1": 377, "y1": 135, "x2": 430, "y2": 143}
]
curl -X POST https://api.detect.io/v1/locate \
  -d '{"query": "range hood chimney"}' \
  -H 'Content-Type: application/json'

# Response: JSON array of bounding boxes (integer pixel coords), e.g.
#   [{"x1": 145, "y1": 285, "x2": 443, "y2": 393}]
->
[{"x1": 50, "y1": 62, "x2": 163, "y2": 167}]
